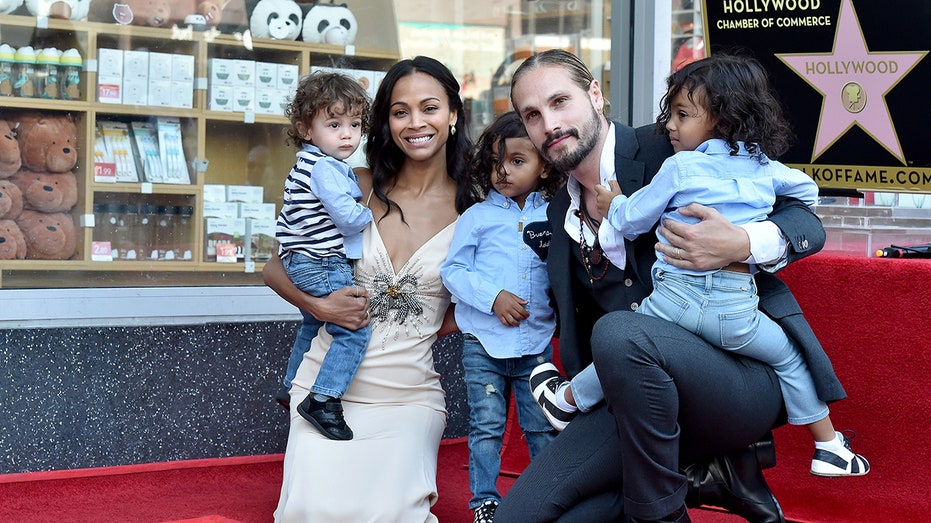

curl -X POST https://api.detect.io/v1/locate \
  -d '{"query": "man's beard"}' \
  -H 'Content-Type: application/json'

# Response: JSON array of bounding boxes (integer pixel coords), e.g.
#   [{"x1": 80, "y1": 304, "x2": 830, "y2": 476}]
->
[{"x1": 542, "y1": 106, "x2": 603, "y2": 172}]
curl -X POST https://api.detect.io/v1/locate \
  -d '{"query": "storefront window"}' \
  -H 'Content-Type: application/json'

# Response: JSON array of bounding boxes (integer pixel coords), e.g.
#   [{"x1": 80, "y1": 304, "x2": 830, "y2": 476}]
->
[
  {"x1": 0, "y1": 1, "x2": 609, "y2": 293},
  {"x1": 394, "y1": 0, "x2": 611, "y2": 137}
]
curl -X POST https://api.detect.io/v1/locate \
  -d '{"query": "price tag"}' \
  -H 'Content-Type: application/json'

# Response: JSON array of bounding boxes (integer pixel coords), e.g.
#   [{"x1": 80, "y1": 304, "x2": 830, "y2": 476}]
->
[
  {"x1": 91, "y1": 242, "x2": 114, "y2": 261},
  {"x1": 94, "y1": 162, "x2": 117, "y2": 183}
]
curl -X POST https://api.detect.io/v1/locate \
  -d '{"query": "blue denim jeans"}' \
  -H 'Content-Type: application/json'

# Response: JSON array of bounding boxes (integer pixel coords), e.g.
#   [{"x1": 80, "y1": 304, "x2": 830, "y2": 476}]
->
[
  {"x1": 281, "y1": 253, "x2": 370, "y2": 398},
  {"x1": 461, "y1": 334, "x2": 557, "y2": 508},
  {"x1": 640, "y1": 269, "x2": 829, "y2": 425}
]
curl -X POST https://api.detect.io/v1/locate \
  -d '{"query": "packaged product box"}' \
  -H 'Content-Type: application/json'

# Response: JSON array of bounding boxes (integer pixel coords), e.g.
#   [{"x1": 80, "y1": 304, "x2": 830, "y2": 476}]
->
[
  {"x1": 97, "y1": 48, "x2": 122, "y2": 103},
  {"x1": 203, "y1": 201, "x2": 240, "y2": 219},
  {"x1": 148, "y1": 80, "x2": 171, "y2": 107},
  {"x1": 233, "y1": 59, "x2": 255, "y2": 87},
  {"x1": 255, "y1": 61, "x2": 278, "y2": 89},
  {"x1": 170, "y1": 80, "x2": 193, "y2": 109},
  {"x1": 204, "y1": 217, "x2": 245, "y2": 262},
  {"x1": 254, "y1": 88, "x2": 280, "y2": 115},
  {"x1": 232, "y1": 85, "x2": 255, "y2": 112},
  {"x1": 278, "y1": 63, "x2": 299, "y2": 91},
  {"x1": 122, "y1": 50, "x2": 148, "y2": 106},
  {"x1": 208, "y1": 58, "x2": 234, "y2": 87},
  {"x1": 246, "y1": 218, "x2": 277, "y2": 262},
  {"x1": 238, "y1": 202, "x2": 276, "y2": 220},
  {"x1": 208, "y1": 85, "x2": 233, "y2": 111},
  {"x1": 226, "y1": 185, "x2": 263, "y2": 203},
  {"x1": 172, "y1": 54, "x2": 195, "y2": 82},
  {"x1": 148, "y1": 52, "x2": 172, "y2": 82},
  {"x1": 203, "y1": 184, "x2": 227, "y2": 203}
]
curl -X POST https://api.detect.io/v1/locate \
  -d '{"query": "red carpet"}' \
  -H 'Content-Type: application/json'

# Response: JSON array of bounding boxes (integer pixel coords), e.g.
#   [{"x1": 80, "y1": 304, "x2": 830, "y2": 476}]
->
[
  {"x1": 768, "y1": 255, "x2": 931, "y2": 522},
  {"x1": 1, "y1": 255, "x2": 926, "y2": 522},
  {"x1": 0, "y1": 444, "x2": 756, "y2": 523}
]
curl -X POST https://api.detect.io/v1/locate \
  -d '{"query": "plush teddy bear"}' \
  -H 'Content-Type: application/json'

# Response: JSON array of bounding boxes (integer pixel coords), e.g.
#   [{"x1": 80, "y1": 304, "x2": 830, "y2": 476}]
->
[
  {"x1": 0, "y1": 179, "x2": 24, "y2": 220},
  {"x1": 88, "y1": 0, "x2": 173, "y2": 26},
  {"x1": 248, "y1": 0, "x2": 302, "y2": 40},
  {"x1": 300, "y1": 2, "x2": 356, "y2": 45},
  {"x1": 12, "y1": 112, "x2": 78, "y2": 174},
  {"x1": 10, "y1": 169, "x2": 77, "y2": 213},
  {"x1": 0, "y1": 119, "x2": 22, "y2": 179},
  {"x1": 24, "y1": 0, "x2": 90, "y2": 19},
  {"x1": 195, "y1": 0, "x2": 230, "y2": 26},
  {"x1": 0, "y1": 218, "x2": 27, "y2": 260},
  {"x1": 15, "y1": 209, "x2": 76, "y2": 260}
]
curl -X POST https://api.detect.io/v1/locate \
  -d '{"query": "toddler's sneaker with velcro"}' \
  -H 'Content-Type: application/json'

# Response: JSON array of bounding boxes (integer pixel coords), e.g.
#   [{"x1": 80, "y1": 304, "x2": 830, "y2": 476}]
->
[{"x1": 811, "y1": 431, "x2": 870, "y2": 477}]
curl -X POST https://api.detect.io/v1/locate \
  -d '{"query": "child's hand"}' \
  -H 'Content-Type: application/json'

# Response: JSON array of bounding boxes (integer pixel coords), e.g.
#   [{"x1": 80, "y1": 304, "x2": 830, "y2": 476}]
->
[
  {"x1": 492, "y1": 290, "x2": 530, "y2": 327},
  {"x1": 594, "y1": 180, "x2": 623, "y2": 218}
]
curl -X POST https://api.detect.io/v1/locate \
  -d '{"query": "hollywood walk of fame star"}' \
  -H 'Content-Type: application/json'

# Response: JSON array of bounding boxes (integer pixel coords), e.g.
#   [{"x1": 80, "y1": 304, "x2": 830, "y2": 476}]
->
[{"x1": 776, "y1": 0, "x2": 927, "y2": 164}]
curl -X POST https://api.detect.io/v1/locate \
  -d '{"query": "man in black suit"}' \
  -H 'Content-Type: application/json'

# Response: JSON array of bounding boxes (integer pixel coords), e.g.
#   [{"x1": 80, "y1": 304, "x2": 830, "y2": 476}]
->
[{"x1": 495, "y1": 49, "x2": 842, "y2": 523}]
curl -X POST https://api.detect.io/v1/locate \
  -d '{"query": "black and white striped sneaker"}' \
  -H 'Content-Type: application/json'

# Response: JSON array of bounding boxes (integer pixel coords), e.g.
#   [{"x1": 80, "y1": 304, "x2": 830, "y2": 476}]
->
[
  {"x1": 529, "y1": 363, "x2": 576, "y2": 431},
  {"x1": 473, "y1": 499, "x2": 498, "y2": 523},
  {"x1": 810, "y1": 430, "x2": 870, "y2": 477}
]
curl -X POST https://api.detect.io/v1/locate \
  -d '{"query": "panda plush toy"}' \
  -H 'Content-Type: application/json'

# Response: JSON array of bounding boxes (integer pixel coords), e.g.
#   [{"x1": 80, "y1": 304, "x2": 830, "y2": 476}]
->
[
  {"x1": 301, "y1": 2, "x2": 357, "y2": 46},
  {"x1": 248, "y1": 0, "x2": 303, "y2": 40}
]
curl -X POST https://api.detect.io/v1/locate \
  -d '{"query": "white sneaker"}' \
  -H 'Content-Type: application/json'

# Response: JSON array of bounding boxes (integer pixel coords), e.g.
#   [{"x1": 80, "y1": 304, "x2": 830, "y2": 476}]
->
[
  {"x1": 810, "y1": 431, "x2": 870, "y2": 477},
  {"x1": 529, "y1": 363, "x2": 576, "y2": 431}
]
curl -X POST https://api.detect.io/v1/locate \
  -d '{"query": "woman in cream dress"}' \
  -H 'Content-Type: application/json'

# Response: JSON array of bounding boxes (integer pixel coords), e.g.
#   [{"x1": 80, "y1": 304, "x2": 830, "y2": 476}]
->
[{"x1": 264, "y1": 56, "x2": 478, "y2": 522}]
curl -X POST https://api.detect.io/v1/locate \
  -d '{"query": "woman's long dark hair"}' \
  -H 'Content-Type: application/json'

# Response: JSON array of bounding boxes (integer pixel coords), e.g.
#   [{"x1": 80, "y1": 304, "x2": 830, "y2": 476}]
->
[
  {"x1": 366, "y1": 56, "x2": 478, "y2": 220},
  {"x1": 656, "y1": 53, "x2": 794, "y2": 160}
]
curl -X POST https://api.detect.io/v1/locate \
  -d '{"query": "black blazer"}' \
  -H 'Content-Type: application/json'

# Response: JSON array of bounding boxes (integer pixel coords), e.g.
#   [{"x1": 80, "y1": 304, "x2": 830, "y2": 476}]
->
[{"x1": 546, "y1": 122, "x2": 845, "y2": 403}]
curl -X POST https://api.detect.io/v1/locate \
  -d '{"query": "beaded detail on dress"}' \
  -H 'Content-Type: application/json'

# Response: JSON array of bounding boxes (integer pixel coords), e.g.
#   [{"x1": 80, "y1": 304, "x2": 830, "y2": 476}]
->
[{"x1": 369, "y1": 273, "x2": 424, "y2": 323}]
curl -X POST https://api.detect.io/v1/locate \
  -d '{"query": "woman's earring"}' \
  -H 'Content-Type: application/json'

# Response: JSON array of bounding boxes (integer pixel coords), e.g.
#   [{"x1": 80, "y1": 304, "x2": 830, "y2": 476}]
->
[{"x1": 450, "y1": 125, "x2": 456, "y2": 136}]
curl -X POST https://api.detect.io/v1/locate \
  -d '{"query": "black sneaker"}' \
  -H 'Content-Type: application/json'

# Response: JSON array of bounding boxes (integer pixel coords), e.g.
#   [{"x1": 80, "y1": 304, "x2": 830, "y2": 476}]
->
[
  {"x1": 297, "y1": 395, "x2": 353, "y2": 440},
  {"x1": 473, "y1": 499, "x2": 499, "y2": 523}
]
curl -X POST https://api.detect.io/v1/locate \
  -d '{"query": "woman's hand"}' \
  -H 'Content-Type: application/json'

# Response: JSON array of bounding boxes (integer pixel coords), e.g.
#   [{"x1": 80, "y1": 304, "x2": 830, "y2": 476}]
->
[
  {"x1": 656, "y1": 203, "x2": 750, "y2": 271},
  {"x1": 263, "y1": 252, "x2": 370, "y2": 329}
]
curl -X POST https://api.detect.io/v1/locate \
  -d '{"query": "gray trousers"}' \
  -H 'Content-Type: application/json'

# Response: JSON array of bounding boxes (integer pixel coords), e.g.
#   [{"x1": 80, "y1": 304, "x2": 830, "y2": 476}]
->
[{"x1": 495, "y1": 311, "x2": 784, "y2": 522}]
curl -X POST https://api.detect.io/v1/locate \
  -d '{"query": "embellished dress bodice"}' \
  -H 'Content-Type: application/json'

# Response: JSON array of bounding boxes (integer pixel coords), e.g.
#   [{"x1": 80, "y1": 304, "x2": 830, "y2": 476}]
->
[{"x1": 297, "y1": 221, "x2": 456, "y2": 412}]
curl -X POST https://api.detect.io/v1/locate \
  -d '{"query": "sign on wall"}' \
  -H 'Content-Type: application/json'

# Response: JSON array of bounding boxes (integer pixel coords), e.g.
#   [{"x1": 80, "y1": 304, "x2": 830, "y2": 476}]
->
[{"x1": 703, "y1": 0, "x2": 930, "y2": 193}]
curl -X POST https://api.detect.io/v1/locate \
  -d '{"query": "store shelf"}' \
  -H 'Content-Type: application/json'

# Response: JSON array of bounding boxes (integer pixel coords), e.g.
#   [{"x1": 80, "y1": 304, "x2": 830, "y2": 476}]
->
[{"x1": 0, "y1": 13, "x2": 397, "y2": 288}]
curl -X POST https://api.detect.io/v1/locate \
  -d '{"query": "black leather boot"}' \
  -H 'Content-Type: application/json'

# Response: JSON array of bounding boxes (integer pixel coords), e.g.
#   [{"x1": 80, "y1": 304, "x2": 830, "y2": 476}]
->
[{"x1": 683, "y1": 432, "x2": 784, "y2": 523}]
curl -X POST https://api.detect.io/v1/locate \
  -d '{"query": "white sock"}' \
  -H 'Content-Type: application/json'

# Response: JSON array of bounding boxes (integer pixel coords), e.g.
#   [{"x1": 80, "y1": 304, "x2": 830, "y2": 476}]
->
[
  {"x1": 814, "y1": 431, "x2": 845, "y2": 451},
  {"x1": 554, "y1": 382, "x2": 578, "y2": 412}
]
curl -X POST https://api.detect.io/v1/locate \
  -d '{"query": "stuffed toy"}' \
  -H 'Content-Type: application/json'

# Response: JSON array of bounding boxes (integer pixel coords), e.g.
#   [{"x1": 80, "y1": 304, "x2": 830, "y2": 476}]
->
[
  {"x1": 300, "y1": 1, "x2": 356, "y2": 45},
  {"x1": 0, "y1": 179, "x2": 24, "y2": 220},
  {"x1": 0, "y1": 0, "x2": 24, "y2": 15},
  {"x1": 24, "y1": 0, "x2": 90, "y2": 19},
  {"x1": 12, "y1": 112, "x2": 78, "y2": 174},
  {"x1": 15, "y1": 209, "x2": 76, "y2": 260},
  {"x1": 10, "y1": 169, "x2": 77, "y2": 213},
  {"x1": 248, "y1": 0, "x2": 302, "y2": 40},
  {"x1": 0, "y1": 120, "x2": 22, "y2": 179},
  {"x1": 0, "y1": 218, "x2": 26, "y2": 260},
  {"x1": 195, "y1": 0, "x2": 230, "y2": 27},
  {"x1": 89, "y1": 0, "x2": 173, "y2": 26}
]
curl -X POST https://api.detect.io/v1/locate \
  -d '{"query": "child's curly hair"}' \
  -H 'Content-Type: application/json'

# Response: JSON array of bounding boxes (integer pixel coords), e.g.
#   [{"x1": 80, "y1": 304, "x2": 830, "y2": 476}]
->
[
  {"x1": 285, "y1": 70, "x2": 371, "y2": 149},
  {"x1": 656, "y1": 52, "x2": 794, "y2": 160},
  {"x1": 470, "y1": 111, "x2": 566, "y2": 201}
]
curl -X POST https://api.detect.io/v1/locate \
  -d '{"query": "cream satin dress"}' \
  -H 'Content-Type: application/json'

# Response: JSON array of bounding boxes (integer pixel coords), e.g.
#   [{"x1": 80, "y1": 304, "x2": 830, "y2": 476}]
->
[{"x1": 275, "y1": 220, "x2": 456, "y2": 523}]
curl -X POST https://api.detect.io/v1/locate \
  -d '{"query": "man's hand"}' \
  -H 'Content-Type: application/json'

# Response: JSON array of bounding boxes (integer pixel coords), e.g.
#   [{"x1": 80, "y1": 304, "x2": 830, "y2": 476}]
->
[
  {"x1": 492, "y1": 290, "x2": 530, "y2": 327},
  {"x1": 594, "y1": 180, "x2": 623, "y2": 219},
  {"x1": 656, "y1": 203, "x2": 750, "y2": 271}
]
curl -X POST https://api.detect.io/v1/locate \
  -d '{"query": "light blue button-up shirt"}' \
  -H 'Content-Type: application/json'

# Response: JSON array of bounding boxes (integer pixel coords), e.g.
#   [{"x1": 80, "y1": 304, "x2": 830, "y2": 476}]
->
[
  {"x1": 276, "y1": 143, "x2": 373, "y2": 260},
  {"x1": 441, "y1": 190, "x2": 556, "y2": 358},
  {"x1": 605, "y1": 138, "x2": 819, "y2": 275}
]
